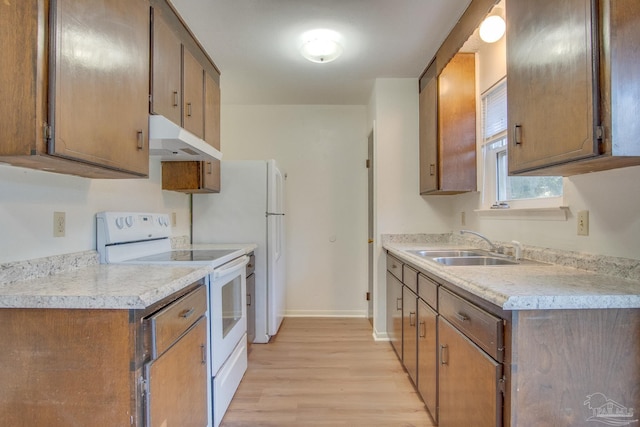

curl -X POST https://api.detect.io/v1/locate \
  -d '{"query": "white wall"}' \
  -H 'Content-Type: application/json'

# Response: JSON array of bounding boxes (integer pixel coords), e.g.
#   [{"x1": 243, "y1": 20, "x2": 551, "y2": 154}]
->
[
  {"x1": 368, "y1": 79, "x2": 454, "y2": 337},
  {"x1": 220, "y1": 105, "x2": 369, "y2": 316},
  {"x1": 449, "y1": 33, "x2": 640, "y2": 259},
  {"x1": 0, "y1": 160, "x2": 190, "y2": 263}
]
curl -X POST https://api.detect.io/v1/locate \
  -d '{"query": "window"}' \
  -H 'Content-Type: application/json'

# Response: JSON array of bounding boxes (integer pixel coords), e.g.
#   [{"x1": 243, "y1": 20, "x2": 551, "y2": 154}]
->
[{"x1": 481, "y1": 79, "x2": 563, "y2": 208}]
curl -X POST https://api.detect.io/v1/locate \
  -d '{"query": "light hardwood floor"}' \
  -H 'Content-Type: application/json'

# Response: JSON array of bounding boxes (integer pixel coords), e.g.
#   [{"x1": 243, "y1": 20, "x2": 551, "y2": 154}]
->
[{"x1": 221, "y1": 317, "x2": 434, "y2": 427}]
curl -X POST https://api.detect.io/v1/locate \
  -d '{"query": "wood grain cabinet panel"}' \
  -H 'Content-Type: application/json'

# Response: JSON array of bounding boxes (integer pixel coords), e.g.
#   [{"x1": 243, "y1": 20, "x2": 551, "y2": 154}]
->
[
  {"x1": 151, "y1": 7, "x2": 182, "y2": 125},
  {"x1": 146, "y1": 317, "x2": 208, "y2": 427},
  {"x1": 419, "y1": 53, "x2": 476, "y2": 195},
  {"x1": 205, "y1": 71, "x2": 221, "y2": 150},
  {"x1": 0, "y1": 0, "x2": 150, "y2": 178},
  {"x1": 162, "y1": 159, "x2": 220, "y2": 193},
  {"x1": 386, "y1": 271, "x2": 404, "y2": 360},
  {"x1": 507, "y1": 0, "x2": 640, "y2": 175},
  {"x1": 438, "y1": 317, "x2": 503, "y2": 427},
  {"x1": 183, "y1": 49, "x2": 205, "y2": 140},
  {"x1": 403, "y1": 286, "x2": 419, "y2": 384},
  {"x1": 417, "y1": 298, "x2": 438, "y2": 423}
]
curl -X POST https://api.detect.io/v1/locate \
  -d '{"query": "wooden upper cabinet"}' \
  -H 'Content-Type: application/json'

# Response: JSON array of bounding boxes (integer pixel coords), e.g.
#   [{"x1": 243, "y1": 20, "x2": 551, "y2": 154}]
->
[
  {"x1": 183, "y1": 49, "x2": 205, "y2": 139},
  {"x1": 51, "y1": 0, "x2": 150, "y2": 176},
  {"x1": 419, "y1": 53, "x2": 477, "y2": 195},
  {"x1": 0, "y1": 0, "x2": 150, "y2": 178},
  {"x1": 507, "y1": 0, "x2": 597, "y2": 174},
  {"x1": 205, "y1": 72, "x2": 221, "y2": 150},
  {"x1": 419, "y1": 66, "x2": 438, "y2": 194},
  {"x1": 507, "y1": 0, "x2": 640, "y2": 176},
  {"x1": 162, "y1": 160, "x2": 220, "y2": 193},
  {"x1": 151, "y1": 8, "x2": 182, "y2": 125}
]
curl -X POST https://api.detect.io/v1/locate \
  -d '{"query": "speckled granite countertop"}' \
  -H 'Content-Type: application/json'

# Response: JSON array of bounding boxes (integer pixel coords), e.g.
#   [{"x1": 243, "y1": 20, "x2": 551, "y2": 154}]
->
[
  {"x1": 0, "y1": 243, "x2": 257, "y2": 310},
  {"x1": 385, "y1": 241, "x2": 640, "y2": 310}
]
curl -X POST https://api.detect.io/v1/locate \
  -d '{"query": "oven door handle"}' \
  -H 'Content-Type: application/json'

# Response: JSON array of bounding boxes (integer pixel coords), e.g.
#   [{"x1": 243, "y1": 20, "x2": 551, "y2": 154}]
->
[{"x1": 212, "y1": 255, "x2": 249, "y2": 279}]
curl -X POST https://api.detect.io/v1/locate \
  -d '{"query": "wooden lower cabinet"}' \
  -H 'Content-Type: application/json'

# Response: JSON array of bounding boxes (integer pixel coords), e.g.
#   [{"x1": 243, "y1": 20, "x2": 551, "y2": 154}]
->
[
  {"x1": 0, "y1": 284, "x2": 208, "y2": 427},
  {"x1": 438, "y1": 318, "x2": 503, "y2": 427},
  {"x1": 417, "y1": 298, "x2": 438, "y2": 423},
  {"x1": 386, "y1": 271, "x2": 403, "y2": 359},
  {"x1": 403, "y1": 286, "x2": 418, "y2": 384},
  {"x1": 146, "y1": 317, "x2": 208, "y2": 427}
]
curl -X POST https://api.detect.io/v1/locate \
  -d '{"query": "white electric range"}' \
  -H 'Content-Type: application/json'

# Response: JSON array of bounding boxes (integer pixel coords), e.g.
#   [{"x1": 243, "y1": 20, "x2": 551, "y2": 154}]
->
[{"x1": 96, "y1": 211, "x2": 248, "y2": 427}]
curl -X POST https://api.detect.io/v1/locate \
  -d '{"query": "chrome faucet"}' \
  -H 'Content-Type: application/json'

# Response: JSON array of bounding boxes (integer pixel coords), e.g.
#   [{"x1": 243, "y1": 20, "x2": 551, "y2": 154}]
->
[{"x1": 460, "y1": 230, "x2": 502, "y2": 253}]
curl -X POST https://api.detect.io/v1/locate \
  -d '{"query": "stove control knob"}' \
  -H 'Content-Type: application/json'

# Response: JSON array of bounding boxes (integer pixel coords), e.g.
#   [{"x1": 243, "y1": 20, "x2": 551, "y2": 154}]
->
[
  {"x1": 115, "y1": 217, "x2": 125, "y2": 229},
  {"x1": 125, "y1": 216, "x2": 134, "y2": 228}
]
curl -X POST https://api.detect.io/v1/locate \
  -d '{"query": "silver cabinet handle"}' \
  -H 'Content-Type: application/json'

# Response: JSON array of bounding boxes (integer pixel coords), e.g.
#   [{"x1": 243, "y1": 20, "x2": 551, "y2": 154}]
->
[
  {"x1": 180, "y1": 308, "x2": 195, "y2": 318},
  {"x1": 186, "y1": 102, "x2": 193, "y2": 117},
  {"x1": 440, "y1": 344, "x2": 448, "y2": 365},
  {"x1": 514, "y1": 124, "x2": 522, "y2": 145},
  {"x1": 173, "y1": 91, "x2": 179, "y2": 107},
  {"x1": 206, "y1": 161, "x2": 212, "y2": 174},
  {"x1": 246, "y1": 294, "x2": 252, "y2": 306},
  {"x1": 201, "y1": 344, "x2": 206, "y2": 365},
  {"x1": 419, "y1": 320, "x2": 426, "y2": 338},
  {"x1": 137, "y1": 130, "x2": 144, "y2": 150},
  {"x1": 455, "y1": 312, "x2": 469, "y2": 322},
  {"x1": 409, "y1": 311, "x2": 416, "y2": 327},
  {"x1": 429, "y1": 164, "x2": 435, "y2": 176},
  {"x1": 396, "y1": 297, "x2": 402, "y2": 311}
]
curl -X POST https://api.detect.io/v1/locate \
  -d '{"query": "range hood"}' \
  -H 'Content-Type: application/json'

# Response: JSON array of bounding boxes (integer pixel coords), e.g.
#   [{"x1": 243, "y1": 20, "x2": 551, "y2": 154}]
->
[{"x1": 148, "y1": 115, "x2": 223, "y2": 161}]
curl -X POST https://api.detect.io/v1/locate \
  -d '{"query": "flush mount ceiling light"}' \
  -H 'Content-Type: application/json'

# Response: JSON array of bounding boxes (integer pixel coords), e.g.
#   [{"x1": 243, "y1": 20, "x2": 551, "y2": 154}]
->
[
  {"x1": 479, "y1": 9, "x2": 506, "y2": 43},
  {"x1": 300, "y1": 29, "x2": 343, "y2": 63}
]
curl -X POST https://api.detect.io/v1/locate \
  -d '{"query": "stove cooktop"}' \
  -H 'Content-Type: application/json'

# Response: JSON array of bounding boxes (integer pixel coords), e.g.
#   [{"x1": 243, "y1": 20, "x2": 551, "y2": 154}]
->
[{"x1": 128, "y1": 249, "x2": 238, "y2": 263}]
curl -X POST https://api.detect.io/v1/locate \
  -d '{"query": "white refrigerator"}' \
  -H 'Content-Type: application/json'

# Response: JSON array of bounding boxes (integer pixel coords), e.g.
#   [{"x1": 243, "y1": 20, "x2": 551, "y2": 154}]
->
[{"x1": 192, "y1": 159, "x2": 286, "y2": 343}]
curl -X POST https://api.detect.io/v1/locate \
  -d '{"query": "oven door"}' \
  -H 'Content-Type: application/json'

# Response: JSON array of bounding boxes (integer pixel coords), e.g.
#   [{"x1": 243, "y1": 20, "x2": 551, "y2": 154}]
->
[{"x1": 210, "y1": 255, "x2": 248, "y2": 374}]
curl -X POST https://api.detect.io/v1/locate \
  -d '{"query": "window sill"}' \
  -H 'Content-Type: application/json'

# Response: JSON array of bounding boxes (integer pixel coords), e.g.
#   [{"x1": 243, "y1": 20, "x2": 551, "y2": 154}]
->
[{"x1": 474, "y1": 206, "x2": 570, "y2": 221}]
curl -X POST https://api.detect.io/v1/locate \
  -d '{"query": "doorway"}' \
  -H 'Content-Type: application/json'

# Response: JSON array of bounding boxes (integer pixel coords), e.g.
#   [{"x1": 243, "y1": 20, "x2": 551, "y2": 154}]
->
[{"x1": 367, "y1": 130, "x2": 374, "y2": 326}]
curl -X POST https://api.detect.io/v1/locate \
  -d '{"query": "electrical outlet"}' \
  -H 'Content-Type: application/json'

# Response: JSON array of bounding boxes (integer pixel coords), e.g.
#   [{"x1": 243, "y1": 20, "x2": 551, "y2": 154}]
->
[
  {"x1": 577, "y1": 210, "x2": 589, "y2": 236},
  {"x1": 171, "y1": 212, "x2": 177, "y2": 227},
  {"x1": 53, "y1": 211, "x2": 66, "y2": 237}
]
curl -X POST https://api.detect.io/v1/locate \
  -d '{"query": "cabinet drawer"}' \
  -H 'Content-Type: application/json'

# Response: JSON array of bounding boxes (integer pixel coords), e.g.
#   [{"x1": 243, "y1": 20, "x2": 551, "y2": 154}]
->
[
  {"x1": 403, "y1": 265, "x2": 418, "y2": 293},
  {"x1": 387, "y1": 254, "x2": 403, "y2": 281},
  {"x1": 418, "y1": 273, "x2": 438, "y2": 309},
  {"x1": 247, "y1": 253, "x2": 256, "y2": 276},
  {"x1": 148, "y1": 285, "x2": 207, "y2": 358},
  {"x1": 439, "y1": 288, "x2": 503, "y2": 362}
]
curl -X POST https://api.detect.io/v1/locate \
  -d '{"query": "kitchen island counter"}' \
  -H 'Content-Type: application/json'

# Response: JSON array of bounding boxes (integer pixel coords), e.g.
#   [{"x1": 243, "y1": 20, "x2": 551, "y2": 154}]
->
[{"x1": 385, "y1": 242, "x2": 640, "y2": 310}]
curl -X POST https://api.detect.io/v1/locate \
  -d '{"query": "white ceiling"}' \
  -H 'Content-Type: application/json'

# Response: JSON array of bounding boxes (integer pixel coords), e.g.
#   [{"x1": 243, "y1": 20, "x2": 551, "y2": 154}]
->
[{"x1": 170, "y1": 0, "x2": 472, "y2": 105}]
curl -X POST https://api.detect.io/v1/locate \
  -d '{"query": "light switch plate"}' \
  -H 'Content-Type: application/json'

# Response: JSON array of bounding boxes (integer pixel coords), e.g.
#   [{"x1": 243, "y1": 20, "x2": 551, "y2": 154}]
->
[
  {"x1": 577, "y1": 210, "x2": 589, "y2": 236},
  {"x1": 53, "y1": 211, "x2": 66, "y2": 237}
]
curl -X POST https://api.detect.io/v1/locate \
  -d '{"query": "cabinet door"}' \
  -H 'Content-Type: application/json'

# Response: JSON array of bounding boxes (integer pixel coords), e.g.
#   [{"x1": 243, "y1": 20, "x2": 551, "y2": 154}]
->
[
  {"x1": 204, "y1": 72, "x2": 221, "y2": 150},
  {"x1": 151, "y1": 7, "x2": 182, "y2": 125},
  {"x1": 418, "y1": 299, "x2": 438, "y2": 423},
  {"x1": 438, "y1": 53, "x2": 476, "y2": 192},
  {"x1": 438, "y1": 318, "x2": 502, "y2": 427},
  {"x1": 419, "y1": 68, "x2": 438, "y2": 194},
  {"x1": 386, "y1": 271, "x2": 403, "y2": 359},
  {"x1": 183, "y1": 49, "x2": 205, "y2": 139},
  {"x1": 50, "y1": 0, "x2": 149, "y2": 176},
  {"x1": 402, "y1": 286, "x2": 418, "y2": 384},
  {"x1": 202, "y1": 159, "x2": 221, "y2": 193},
  {"x1": 507, "y1": 0, "x2": 598, "y2": 174},
  {"x1": 146, "y1": 317, "x2": 208, "y2": 427},
  {"x1": 246, "y1": 272, "x2": 256, "y2": 344}
]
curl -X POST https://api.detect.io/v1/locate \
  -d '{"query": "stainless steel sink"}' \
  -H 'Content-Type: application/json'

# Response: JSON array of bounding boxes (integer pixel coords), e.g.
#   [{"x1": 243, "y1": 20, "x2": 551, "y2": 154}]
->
[
  {"x1": 433, "y1": 256, "x2": 519, "y2": 266},
  {"x1": 407, "y1": 249, "x2": 488, "y2": 258}
]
